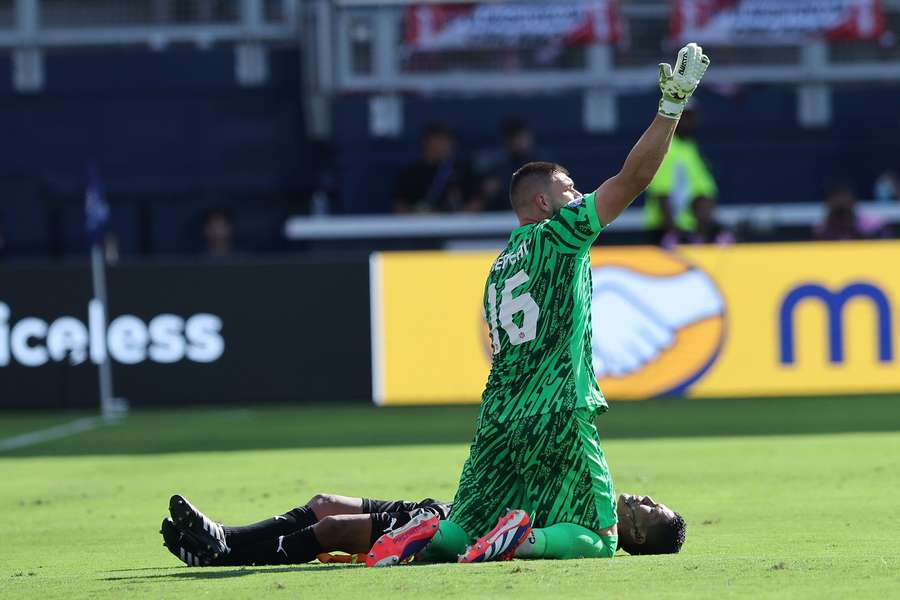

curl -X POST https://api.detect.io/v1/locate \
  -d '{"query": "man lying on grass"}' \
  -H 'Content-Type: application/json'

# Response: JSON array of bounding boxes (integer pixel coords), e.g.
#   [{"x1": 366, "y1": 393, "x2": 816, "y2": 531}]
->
[{"x1": 160, "y1": 491, "x2": 684, "y2": 567}]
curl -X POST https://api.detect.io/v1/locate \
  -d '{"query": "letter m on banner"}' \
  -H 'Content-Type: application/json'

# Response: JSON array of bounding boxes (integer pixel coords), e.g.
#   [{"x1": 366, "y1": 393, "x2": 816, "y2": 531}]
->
[{"x1": 779, "y1": 282, "x2": 893, "y2": 365}]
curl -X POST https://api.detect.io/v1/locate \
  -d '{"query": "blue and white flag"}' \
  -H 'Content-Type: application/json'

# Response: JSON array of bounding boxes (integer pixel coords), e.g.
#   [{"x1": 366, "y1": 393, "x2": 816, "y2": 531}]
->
[{"x1": 84, "y1": 164, "x2": 109, "y2": 245}]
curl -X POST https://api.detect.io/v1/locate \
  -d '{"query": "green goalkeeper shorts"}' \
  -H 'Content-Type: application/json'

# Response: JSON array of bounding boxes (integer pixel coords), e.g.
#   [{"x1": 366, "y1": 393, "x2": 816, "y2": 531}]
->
[{"x1": 448, "y1": 407, "x2": 617, "y2": 539}]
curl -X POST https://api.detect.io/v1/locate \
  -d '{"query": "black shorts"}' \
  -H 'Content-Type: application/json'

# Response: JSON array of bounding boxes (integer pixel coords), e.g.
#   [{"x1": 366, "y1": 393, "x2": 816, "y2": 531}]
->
[
  {"x1": 361, "y1": 498, "x2": 453, "y2": 544},
  {"x1": 361, "y1": 497, "x2": 452, "y2": 519}
]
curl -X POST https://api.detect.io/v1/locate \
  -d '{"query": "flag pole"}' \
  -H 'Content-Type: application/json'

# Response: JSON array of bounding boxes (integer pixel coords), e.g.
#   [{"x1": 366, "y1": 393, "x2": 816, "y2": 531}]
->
[
  {"x1": 89, "y1": 242, "x2": 116, "y2": 422},
  {"x1": 85, "y1": 163, "x2": 125, "y2": 423}
]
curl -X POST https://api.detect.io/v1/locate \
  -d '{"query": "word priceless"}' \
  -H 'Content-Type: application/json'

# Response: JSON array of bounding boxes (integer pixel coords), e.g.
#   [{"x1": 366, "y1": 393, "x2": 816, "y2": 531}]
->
[{"x1": 0, "y1": 301, "x2": 224, "y2": 367}]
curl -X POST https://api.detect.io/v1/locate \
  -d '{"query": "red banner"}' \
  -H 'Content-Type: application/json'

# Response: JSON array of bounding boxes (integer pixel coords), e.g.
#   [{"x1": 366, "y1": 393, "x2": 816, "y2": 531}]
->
[
  {"x1": 671, "y1": 0, "x2": 885, "y2": 45},
  {"x1": 405, "y1": 2, "x2": 619, "y2": 51}
]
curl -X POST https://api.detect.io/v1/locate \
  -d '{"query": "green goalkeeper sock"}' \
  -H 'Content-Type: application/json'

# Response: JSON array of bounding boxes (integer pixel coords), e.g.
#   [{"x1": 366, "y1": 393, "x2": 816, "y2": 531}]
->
[
  {"x1": 516, "y1": 523, "x2": 618, "y2": 560},
  {"x1": 417, "y1": 520, "x2": 470, "y2": 563}
]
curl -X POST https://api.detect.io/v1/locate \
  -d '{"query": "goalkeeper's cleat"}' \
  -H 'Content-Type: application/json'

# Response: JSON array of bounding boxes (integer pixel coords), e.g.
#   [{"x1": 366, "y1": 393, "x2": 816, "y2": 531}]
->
[
  {"x1": 168, "y1": 494, "x2": 229, "y2": 558},
  {"x1": 160, "y1": 517, "x2": 215, "y2": 567},
  {"x1": 365, "y1": 511, "x2": 440, "y2": 567},
  {"x1": 458, "y1": 509, "x2": 531, "y2": 563}
]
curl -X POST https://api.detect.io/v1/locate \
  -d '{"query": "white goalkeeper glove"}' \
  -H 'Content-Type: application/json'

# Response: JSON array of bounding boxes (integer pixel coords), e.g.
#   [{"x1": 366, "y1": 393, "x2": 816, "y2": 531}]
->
[{"x1": 658, "y1": 42, "x2": 710, "y2": 119}]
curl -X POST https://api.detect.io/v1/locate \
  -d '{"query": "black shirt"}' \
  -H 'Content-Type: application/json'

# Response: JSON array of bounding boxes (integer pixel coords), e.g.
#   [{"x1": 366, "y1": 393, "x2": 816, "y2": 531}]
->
[{"x1": 394, "y1": 158, "x2": 472, "y2": 213}]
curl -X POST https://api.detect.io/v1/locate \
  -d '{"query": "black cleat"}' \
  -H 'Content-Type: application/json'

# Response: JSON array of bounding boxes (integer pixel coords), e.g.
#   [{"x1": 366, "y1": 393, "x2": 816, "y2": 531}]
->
[
  {"x1": 160, "y1": 517, "x2": 215, "y2": 566},
  {"x1": 168, "y1": 494, "x2": 230, "y2": 558}
]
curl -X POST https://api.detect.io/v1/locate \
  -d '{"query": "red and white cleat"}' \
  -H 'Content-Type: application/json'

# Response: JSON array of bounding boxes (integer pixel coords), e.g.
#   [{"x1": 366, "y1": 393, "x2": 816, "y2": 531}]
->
[
  {"x1": 365, "y1": 512, "x2": 440, "y2": 567},
  {"x1": 458, "y1": 509, "x2": 531, "y2": 563}
]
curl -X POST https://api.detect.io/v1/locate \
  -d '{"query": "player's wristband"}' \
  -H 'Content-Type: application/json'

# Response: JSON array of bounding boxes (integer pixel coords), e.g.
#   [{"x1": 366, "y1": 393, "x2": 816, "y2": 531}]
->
[{"x1": 658, "y1": 98, "x2": 684, "y2": 119}]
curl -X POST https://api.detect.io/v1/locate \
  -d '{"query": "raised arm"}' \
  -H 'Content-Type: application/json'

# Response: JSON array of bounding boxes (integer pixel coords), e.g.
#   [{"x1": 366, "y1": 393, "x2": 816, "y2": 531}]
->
[{"x1": 594, "y1": 43, "x2": 710, "y2": 227}]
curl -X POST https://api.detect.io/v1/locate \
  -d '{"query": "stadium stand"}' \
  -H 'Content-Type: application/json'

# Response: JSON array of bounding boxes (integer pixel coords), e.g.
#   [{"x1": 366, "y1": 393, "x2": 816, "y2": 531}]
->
[{"x1": 0, "y1": 0, "x2": 897, "y2": 257}]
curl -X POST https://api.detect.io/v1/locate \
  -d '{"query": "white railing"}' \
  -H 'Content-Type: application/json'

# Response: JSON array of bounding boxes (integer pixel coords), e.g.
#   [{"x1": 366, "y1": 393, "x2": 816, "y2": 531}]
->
[
  {"x1": 283, "y1": 202, "x2": 900, "y2": 241},
  {"x1": 296, "y1": 0, "x2": 900, "y2": 136},
  {"x1": 0, "y1": 0, "x2": 301, "y2": 91},
  {"x1": 2, "y1": 0, "x2": 898, "y2": 133}
]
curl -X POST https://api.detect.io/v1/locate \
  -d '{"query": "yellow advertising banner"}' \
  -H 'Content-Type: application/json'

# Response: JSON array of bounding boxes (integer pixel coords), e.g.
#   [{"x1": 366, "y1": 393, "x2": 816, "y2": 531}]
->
[{"x1": 370, "y1": 241, "x2": 900, "y2": 405}]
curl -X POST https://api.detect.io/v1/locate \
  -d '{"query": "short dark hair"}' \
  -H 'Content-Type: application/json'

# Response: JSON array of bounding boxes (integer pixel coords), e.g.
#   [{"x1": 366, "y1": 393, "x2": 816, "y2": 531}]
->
[
  {"x1": 501, "y1": 117, "x2": 530, "y2": 140},
  {"x1": 204, "y1": 207, "x2": 233, "y2": 224},
  {"x1": 822, "y1": 178, "x2": 855, "y2": 200},
  {"x1": 422, "y1": 122, "x2": 454, "y2": 142},
  {"x1": 509, "y1": 161, "x2": 568, "y2": 211},
  {"x1": 623, "y1": 512, "x2": 687, "y2": 556}
]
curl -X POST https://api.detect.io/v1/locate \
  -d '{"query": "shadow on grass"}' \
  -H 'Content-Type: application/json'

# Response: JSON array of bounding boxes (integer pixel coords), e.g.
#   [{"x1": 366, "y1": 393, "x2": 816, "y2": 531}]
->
[
  {"x1": 4, "y1": 394, "x2": 900, "y2": 457},
  {"x1": 104, "y1": 567, "x2": 174, "y2": 573},
  {"x1": 102, "y1": 564, "x2": 357, "y2": 582}
]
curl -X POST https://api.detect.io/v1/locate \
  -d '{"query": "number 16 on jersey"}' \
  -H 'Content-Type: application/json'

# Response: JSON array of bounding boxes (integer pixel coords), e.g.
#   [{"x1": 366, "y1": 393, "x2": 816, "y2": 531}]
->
[{"x1": 486, "y1": 269, "x2": 540, "y2": 354}]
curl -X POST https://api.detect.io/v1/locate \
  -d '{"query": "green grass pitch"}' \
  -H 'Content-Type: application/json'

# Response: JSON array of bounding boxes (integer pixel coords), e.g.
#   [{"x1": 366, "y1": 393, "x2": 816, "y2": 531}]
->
[{"x1": 2, "y1": 395, "x2": 900, "y2": 599}]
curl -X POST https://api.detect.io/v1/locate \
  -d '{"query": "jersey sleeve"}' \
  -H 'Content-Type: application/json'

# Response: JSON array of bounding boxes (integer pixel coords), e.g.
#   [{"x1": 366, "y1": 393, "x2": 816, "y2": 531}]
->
[{"x1": 541, "y1": 191, "x2": 604, "y2": 252}]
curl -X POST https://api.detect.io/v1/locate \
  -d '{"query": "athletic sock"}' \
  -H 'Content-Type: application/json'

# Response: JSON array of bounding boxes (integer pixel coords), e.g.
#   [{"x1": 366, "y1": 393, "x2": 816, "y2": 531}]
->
[
  {"x1": 223, "y1": 505, "x2": 317, "y2": 547},
  {"x1": 217, "y1": 526, "x2": 323, "y2": 566},
  {"x1": 415, "y1": 520, "x2": 470, "y2": 563},
  {"x1": 515, "y1": 523, "x2": 618, "y2": 560}
]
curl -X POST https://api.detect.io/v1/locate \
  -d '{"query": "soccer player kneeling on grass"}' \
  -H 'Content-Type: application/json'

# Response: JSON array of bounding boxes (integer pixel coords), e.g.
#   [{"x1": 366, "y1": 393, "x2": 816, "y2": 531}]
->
[
  {"x1": 160, "y1": 492, "x2": 684, "y2": 566},
  {"x1": 161, "y1": 42, "x2": 705, "y2": 570},
  {"x1": 365, "y1": 43, "x2": 709, "y2": 567}
]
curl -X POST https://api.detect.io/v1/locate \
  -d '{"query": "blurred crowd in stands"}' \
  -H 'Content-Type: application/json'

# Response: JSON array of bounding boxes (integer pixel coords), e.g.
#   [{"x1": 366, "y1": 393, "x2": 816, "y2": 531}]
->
[
  {"x1": 392, "y1": 118, "x2": 543, "y2": 214},
  {"x1": 0, "y1": 97, "x2": 896, "y2": 262},
  {"x1": 0, "y1": 64, "x2": 896, "y2": 259},
  {"x1": 0, "y1": 1, "x2": 898, "y2": 260},
  {"x1": 379, "y1": 104, "x2": 895, "y2": 253}
]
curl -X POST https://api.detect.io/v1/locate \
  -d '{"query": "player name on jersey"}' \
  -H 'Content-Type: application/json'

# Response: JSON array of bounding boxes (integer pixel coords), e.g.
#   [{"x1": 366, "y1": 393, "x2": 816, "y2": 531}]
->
[{"x1": 492, "y1": 240, "x2": 531, "y2": 272}]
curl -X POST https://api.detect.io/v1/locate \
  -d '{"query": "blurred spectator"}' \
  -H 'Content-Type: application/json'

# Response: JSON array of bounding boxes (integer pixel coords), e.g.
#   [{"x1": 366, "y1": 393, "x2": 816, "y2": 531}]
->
[
  {"x1": 469, "y1": 118, "x2": 544, "y2": 212},
  {"x1": 153, "y1": 0, "x2": 218, "y2": 23},
  {"x1": 815, "y1": 183, "x2": 890, "y2": 241},
  {"x1": 644, "y1": 106, "x2": 718, "y2": 245},
  {"x1": 203, "y1": 208, "x2": 235, "y2": 257},
  {"x1": 393, "y1": 123, "x2": 472, "y2": 214},
  {"x1": 308, "y1": 141, "x2": 339, "y2": 216},
  {"x1": 873, "y1": 170, "x2": 899, "y2": 204},
  {"x1": 674, "y1": 196, "x2": 735, "y2": 246}
]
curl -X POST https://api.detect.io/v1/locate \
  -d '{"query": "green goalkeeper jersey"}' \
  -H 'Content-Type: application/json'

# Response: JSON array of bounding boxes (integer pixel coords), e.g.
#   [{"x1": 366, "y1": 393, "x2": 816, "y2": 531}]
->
[{"x1": 481, "y1": 192, "x2": 607, "y2": 422}]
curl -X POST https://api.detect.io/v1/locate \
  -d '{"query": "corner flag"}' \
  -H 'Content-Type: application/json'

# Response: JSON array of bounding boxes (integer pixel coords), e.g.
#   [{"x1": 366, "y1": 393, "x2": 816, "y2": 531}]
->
[
  {"x1": 85, "y1": 164, "x2": 110, "y2": 245},
  {"x1": 84, "y1": 164, "x2": 126, "y2": 421}
]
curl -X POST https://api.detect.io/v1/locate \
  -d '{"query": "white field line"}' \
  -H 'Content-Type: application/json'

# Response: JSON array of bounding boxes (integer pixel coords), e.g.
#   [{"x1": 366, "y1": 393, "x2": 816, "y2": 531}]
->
[{"x1": 0, "y1": 417, "x2": 103, "y2": 452}]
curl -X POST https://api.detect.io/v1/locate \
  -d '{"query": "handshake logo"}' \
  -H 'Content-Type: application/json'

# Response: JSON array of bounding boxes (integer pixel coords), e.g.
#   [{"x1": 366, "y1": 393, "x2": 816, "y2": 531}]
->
[{"x1": 589, "y1": 253, "x2": 725, "y2": 396}]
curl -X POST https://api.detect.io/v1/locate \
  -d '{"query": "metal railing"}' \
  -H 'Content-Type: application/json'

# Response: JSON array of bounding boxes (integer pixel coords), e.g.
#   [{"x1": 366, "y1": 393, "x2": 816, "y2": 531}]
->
[
  {"x1": 284, "y1": 202, "x2": 900, "y2": 241},
  {"x1": 1, "y1": 1, "x2": 898, "y2": 134},
  {"x1": 0, "y1": 0, "x2": 301, "y2": 91},
  {"x1": 296, "y1": 0, "x2": 900, "y2": 136}
]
